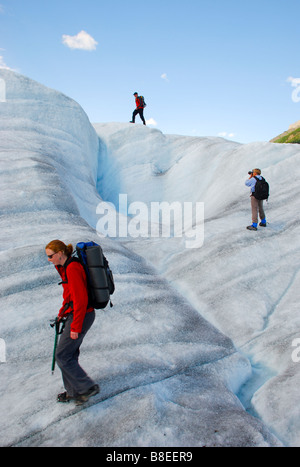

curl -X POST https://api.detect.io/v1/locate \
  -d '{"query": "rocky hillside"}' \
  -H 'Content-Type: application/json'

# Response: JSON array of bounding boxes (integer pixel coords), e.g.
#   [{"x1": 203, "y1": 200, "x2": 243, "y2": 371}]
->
[{"x1": 271, "y1": 120, "x2": 300, "y2": 143}]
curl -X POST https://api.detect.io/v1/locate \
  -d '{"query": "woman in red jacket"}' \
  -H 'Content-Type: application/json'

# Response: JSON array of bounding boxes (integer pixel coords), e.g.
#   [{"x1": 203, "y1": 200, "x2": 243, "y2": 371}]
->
[{"x1": 45, "y1": 240, "x2": 99, "y2": 405}]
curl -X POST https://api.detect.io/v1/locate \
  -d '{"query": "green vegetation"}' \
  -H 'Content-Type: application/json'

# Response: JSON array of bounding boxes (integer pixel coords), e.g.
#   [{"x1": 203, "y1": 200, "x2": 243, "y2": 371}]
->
[{"x1": 272, "y1": 127, "x2": 300, "y2": 144}]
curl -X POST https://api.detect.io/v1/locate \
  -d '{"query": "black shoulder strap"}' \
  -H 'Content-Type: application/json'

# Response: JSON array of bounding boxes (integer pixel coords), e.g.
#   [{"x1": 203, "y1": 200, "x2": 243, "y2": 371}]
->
[
  {"x1": 254, "y1": 176, "x2": 265, "y2": 182},
  {"x1": 58, "y1": 256, "x2": 81, "y2": 285},
  {"x1": 65, "y1": 256, "x2": 81, "y2": 268}
]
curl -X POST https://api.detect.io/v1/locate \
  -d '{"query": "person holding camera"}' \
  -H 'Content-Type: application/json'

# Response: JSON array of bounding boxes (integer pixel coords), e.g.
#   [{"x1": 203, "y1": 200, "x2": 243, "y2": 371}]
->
[{"x1": 245, "y1": 168, "x2": 267, "y2": 231}]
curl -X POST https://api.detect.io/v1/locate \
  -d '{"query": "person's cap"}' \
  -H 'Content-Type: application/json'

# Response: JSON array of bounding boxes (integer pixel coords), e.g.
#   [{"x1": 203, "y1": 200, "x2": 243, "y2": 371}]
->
[{"x1": 133, "y1": 92, "x2": 138, "y2": 95}]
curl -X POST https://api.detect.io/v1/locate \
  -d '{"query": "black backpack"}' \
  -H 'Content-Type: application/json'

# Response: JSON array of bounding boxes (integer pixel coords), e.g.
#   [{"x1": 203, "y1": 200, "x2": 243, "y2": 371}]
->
[
  {"x1": 253, "y1": 176, "x2": 269, "y2": 201},
  {"x1": 63, "y1": 241, "x2": 115, "y2": 309},
  {"x1": 139, "y1": 96, "x2": 146, "y2": 108}
]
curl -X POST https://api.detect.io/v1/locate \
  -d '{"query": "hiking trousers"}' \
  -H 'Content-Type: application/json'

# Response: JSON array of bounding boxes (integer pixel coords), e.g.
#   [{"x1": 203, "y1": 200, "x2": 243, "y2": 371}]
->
[
  {"x1": 55, "y1": 310, "x2": 96, "y2": 397},
  {"x1": 251, "y1": 195, "x2": 265, "y2": 224},
  {"x1": 132, "y1": 108, "x2": 146, "y2": 125}
]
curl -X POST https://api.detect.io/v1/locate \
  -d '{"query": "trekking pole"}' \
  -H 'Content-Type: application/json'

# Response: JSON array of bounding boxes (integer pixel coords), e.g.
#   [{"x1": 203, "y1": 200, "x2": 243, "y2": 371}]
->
[
  {"x1": 50, "y1": 317, "x2": 66, "y2": 374},
  {"x1": 50, "y1": 320, "x2": 58, "y2": 374}
]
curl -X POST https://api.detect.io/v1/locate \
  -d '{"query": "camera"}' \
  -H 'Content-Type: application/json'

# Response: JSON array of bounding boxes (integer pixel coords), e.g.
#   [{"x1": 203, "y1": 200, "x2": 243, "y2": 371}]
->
[{"x1": 248, "y1": 171, "x2": 253, "y2": 175}]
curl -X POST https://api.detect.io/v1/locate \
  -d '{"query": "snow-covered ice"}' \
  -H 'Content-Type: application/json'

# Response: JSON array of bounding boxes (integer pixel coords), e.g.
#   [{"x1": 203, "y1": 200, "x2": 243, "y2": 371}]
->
[{"x1": 1, "y1": 69, "x2": 299, "y2": 447}]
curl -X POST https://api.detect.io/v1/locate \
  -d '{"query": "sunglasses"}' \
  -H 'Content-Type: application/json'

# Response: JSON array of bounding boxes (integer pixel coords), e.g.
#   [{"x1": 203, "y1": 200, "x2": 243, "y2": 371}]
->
[{"x1": 47, "y1": 252, "x2": 58, "y2": 259}]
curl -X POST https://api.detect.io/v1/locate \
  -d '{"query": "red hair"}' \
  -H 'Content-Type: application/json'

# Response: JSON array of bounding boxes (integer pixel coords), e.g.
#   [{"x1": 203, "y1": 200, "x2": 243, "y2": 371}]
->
[{"x1": 45, "y1": 240, "x2": 73, "y2": 257}]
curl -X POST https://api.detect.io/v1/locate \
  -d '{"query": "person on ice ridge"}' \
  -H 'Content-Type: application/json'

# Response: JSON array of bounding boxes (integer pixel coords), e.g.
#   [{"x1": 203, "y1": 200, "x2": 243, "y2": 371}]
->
[{"x1": 130, "y1": 92, "x2": 146, "y2": 125}]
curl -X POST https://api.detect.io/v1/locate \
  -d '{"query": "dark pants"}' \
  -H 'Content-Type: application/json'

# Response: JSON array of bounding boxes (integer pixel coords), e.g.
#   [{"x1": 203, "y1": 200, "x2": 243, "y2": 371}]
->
[
  {"x1": 251, "y1": 196, "x2": 266, "y2": 224},
  {"x1": 132, "y1": 108, "x2": 146, "y2": 125},
  {"x1": 55, "y1": 311, "x2": 96, "y2": 397}
]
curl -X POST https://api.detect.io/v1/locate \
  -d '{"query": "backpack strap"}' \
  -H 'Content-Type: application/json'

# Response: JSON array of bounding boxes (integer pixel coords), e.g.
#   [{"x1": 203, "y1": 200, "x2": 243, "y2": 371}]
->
[
  {"x1": 58, "y1": 256, "x2": 91, "y2": 310},
  {"x1": 58, "y1": 256, "x2": 81, "y2": 285}
]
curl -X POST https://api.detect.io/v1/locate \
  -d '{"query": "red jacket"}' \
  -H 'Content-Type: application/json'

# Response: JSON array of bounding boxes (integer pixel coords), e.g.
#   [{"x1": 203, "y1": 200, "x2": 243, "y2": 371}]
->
[{"x1": 56, "y1": 260, "x2": 93, "y2": 333}]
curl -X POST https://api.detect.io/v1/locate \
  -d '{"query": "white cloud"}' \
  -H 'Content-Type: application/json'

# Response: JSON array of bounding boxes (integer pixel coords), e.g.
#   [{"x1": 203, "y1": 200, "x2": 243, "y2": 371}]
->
[
  {"x1": 218, "y1": 132, "x2": 235, "y2": 139},
  {"x1": 146, "y1": 118, "x2": 157, "y2": 126},
  {"x1": 0, "y1": 55, "x2": 14, "y2": 71},
  {"x1": 62, "y1": 30, "x2": 98, "y2": 51},
  {"x1": 161, "y1": 73, "x2": 169, "y2": 82}
]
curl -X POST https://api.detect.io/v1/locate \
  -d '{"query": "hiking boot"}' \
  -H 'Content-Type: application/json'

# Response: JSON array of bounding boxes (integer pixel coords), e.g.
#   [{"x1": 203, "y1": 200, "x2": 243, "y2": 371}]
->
[
  {"x1": 246, "y1": 225, "x2": 257, "y2": 231},
  {"x1": 75, "y1": 384, "x2": 100, "y2": 406},
  {"x1": 57, "y1": 391, "x2": 73, "y2": 403},
  {"x1": 259, "y1": 221, "x2": 267, "y2": 227}
]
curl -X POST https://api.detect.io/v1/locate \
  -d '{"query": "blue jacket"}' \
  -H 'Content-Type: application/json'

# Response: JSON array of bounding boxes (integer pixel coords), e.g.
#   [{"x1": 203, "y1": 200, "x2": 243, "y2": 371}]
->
[{"x1": 245, "y1": 175, "x2": 262, "y2": 193}]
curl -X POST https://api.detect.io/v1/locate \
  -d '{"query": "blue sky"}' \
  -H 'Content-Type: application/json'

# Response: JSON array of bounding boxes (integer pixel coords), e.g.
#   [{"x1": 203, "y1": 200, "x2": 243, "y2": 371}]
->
[{"x1": 0, "y1": 0, "x2": 300, "y2": 143}]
